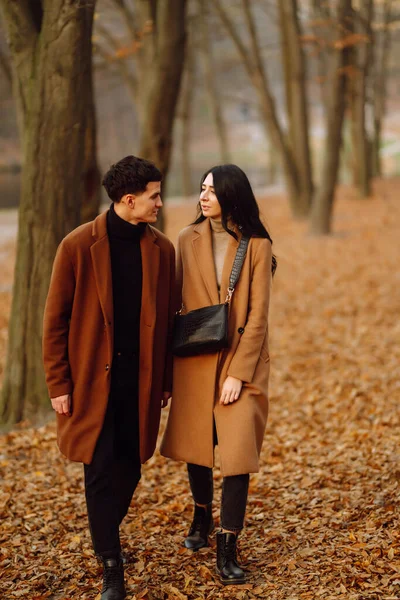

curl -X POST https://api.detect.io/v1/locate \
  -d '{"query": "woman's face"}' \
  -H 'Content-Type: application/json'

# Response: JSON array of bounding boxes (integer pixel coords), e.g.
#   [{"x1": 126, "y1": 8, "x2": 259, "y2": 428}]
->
[{"x1": 200, "y1": 173, "x2": 222, "y2": 219}]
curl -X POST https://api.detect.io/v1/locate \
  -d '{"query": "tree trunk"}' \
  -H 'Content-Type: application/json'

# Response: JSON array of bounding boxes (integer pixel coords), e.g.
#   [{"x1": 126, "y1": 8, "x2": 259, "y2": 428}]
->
[
  {"x1": 279, "y1": 1, "x2": 294, "y2": 145},
  {"x1": 198, "y1": 0, "x2": 230, "y2": 164},
  {"x1": 0, "y1": 1, "x2": 95, "y2": 424},
  {"x1": 350, "y1": 0, "x2": 374, "y2": 198},
  {"x1": 254, "y1": 73, "x2": 302, "y2": 216},
  {"x1": 136, "y1": 0, "x2": 188, "y2": 230},
  {"x1": 279, "y1": 0, "x2": 313, "y2": 214},
  {"x1": 310, "y1": 0, "x2": 352, "y2": 235},
  {"x1": 372, "y1": 0, "x2": 392, "y2": 177},
  {"x1": 180, "y1": 42, "x2": 195, "y2": 199},
  {"x1": 81, "y1": 59, "x2": 101, "y2": 224},
  {"x1": 242, "y1": 0, "x2": 304, "y2": 216},
  {"x1": 267, "y1": 143, "x2": 279, "y2": 184},
  {"x1": 311, "y1": 0, "x2": 332, "y2": 116}
]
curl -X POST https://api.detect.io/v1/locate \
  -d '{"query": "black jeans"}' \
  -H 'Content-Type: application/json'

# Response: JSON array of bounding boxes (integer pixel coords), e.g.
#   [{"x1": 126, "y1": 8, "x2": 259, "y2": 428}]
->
[
  {"x1": 187, "y1": 423, "x2": 249, "y2": 531},
  {"x1": 84, "y1": 351, "x2": 141, "y2": 558}
]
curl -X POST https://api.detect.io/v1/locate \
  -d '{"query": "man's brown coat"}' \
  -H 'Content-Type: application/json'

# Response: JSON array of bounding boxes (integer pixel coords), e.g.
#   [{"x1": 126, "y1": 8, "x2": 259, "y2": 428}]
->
[{"x1": 43, "y1": 210, "x2": 175, "y2": 465}]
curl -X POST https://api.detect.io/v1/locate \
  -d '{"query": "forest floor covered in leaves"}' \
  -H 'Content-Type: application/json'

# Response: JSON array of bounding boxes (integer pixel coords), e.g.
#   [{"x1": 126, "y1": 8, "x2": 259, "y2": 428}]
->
[{"x1": 0, "y1": 179, "x2": 399, "y2": 599}]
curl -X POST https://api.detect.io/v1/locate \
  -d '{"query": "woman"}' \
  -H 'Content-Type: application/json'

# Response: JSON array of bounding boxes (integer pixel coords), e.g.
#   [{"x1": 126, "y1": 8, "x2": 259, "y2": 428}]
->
[{"x1": 161, "y1": 164, "x2": 276, "y2": 585}]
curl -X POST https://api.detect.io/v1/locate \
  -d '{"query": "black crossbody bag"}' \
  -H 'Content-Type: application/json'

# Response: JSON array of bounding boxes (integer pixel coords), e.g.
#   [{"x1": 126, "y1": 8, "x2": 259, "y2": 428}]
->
[{"x1": 172, "y1": 236, "x2": 249, "y2": 357}]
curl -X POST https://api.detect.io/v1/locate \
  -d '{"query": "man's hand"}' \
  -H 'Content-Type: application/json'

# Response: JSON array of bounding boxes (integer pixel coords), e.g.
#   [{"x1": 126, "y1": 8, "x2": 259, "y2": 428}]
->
[
  {"x1": 161, "y1": 391, "x2": 171, "y2": 408},
  {"x1": 51, "y1": 394, "x2": 71, "y2": 416},
  {"x1": 219, "y1": 376, "x2": 243, "y2": 405}
]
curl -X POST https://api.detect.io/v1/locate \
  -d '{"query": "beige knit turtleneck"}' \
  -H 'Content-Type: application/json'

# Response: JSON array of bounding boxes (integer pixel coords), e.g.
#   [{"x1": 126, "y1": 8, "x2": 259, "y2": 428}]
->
[{"x1": 210, "y1": 218, "x2": 230, "y2": 289}]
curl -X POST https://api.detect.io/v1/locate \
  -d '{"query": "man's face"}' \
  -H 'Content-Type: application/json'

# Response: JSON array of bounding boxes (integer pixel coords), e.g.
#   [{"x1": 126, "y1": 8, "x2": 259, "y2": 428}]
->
[{"x1": 130, "y1": 181, "x2": 162, "y2": 224}]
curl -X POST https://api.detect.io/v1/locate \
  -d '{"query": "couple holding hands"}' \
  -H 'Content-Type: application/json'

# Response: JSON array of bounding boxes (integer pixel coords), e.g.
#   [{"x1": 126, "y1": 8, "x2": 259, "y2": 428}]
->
[{"x1": 43, "y1": 155, "x2": 276, "y2": 599}]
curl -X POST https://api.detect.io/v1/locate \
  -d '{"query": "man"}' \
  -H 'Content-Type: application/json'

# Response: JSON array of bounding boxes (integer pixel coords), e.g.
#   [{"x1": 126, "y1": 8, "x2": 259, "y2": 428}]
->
[{"x1": 43, "y1": 156, "x2": 175, "y2": 600}]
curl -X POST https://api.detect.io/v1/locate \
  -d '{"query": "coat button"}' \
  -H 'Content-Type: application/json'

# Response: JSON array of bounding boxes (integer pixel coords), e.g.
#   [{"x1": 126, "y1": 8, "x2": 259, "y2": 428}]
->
[
  {"x1": 105, "y1": 364, "x2": 110, "y2": 371},
  {"x1": 238, "y1": 327, "x2": 245, "y2": 334}
]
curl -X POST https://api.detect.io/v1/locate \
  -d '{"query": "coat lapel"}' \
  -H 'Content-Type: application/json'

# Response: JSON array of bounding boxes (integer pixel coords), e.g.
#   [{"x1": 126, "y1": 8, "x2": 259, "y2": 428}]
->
[
  {"x1": 90, "y1": 213, "x2": 113, "y2": 323},
  {"x1": 90, "y1": 211, "x2": 114, "y2": 356},
  {"x1": 193, "y1": 219, "x2": 219, "y2": 305},
  {"x1": 140, "y1": 225, "x2": 160, "y2": 327}
]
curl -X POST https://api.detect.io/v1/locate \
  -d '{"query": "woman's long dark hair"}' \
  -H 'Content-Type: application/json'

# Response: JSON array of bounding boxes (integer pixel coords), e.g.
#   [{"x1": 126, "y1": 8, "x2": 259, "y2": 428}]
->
[{"x1": 193, "y1": 164, "x2": 277, "y2": 275}]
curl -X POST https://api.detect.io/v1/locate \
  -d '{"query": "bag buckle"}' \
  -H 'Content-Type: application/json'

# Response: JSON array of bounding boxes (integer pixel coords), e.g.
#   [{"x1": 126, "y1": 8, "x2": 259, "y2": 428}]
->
[{"x1": 225, "y1": 287, "x2": 234, "y2": 304}]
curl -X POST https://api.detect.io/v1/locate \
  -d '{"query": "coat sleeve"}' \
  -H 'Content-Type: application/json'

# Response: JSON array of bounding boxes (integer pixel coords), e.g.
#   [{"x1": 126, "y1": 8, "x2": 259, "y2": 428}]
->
[
  {"x1": 163, "y1": 242, "x2": 176, "y2": 393},
  {"x1": 42, "y1": 239, "x2": 76, "y2": 398},
  {"x1": 227, "y1": 238, "x2": 272, "y2": 384}
]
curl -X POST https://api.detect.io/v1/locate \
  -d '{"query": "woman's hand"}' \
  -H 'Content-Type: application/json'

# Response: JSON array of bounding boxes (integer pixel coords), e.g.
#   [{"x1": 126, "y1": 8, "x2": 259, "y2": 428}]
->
[{"x1": 219, "y1": 376, "x2": 243, "y2": 405}]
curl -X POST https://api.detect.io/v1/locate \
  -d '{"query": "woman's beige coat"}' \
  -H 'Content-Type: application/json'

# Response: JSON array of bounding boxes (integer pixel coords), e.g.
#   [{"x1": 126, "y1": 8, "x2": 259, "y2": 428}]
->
[{"x1": 160, "y1": 218, "x2": 272, "y2": 476}]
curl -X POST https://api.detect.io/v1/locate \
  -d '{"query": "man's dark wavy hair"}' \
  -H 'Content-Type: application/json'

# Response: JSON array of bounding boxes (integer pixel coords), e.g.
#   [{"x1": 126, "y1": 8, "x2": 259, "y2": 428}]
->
[
  {"x1": 193, "y1": 164, "x2": 277, "y2": 275},
  {"x1": 102, "y1": 155, "x2": 162, "y2": 203}
]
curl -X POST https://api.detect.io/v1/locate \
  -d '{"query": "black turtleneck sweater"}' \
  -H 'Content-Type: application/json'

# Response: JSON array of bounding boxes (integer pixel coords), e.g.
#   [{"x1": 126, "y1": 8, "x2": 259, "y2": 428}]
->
[{"x1": 107, "y1": 204, "x2": 146, "y2": 353}]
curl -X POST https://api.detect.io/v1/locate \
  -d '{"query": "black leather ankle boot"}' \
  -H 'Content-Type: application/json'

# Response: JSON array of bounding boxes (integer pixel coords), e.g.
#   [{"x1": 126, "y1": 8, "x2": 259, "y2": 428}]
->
[
  {"x1": 100, "y1": 556, "x2": 126, "y2": 600},
  {"x1": 184, "y1": 503, "x2": 214, "y2": 550},
  {"x1": 216, "y1": 531, "x2": 245, "y2": 585}
]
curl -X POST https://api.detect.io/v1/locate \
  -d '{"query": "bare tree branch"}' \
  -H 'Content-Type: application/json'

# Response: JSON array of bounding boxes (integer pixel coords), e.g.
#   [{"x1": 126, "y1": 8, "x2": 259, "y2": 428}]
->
[
  {"x1": 213, "y1": 0, "x2": 253, "y2": 77},
  {"x1": 138, "y1": 0, "x2": 187, "y2": 206},
  {"x1": 94, "y1": 27, "x2": 138, "y2": 100},
  {"x1": 214, "y1": 0, "x2": 313, "y2": 217},
  {"x1": 242, "y1": 0, "x2": 265, "y2": 82},
  {"x1": 179, "y1": 30, "x2": 196, "y2": 198},
  {"x1": 310, "y1": 0, "x2": 353, "y2": 233},
  {"x1": 258, "y1": 0, "x2": 279, "y2": 24},
  {"x1": 95, "y1": 21, "x2": 121, "y2": 52},
  {"x1": 198, "y1": 0, "x2": 230, "y2": 163},
  {"x1": 108, "y1": 0, "x2": 137, "y2": 40}
]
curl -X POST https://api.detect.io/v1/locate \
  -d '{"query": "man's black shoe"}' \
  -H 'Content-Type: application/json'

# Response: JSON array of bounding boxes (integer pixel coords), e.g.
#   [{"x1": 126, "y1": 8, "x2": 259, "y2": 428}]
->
[
  {"x1": 216, "y1": 531, "x2": 245, "y2": 585},
  {"x1": 184, "y1": 503, "x2": 214, "y2": 551},
  {"x1": 98, "y1": 552, "x2": 127, "y2": 565},
  {"x1": 100, "y1": 557, "x2": 126, "y2": 600}
]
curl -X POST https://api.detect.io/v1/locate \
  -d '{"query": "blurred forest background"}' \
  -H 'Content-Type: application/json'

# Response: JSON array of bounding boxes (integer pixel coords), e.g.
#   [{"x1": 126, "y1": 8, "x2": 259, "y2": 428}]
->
[
  {"x1": 1, "y1": 2, "x2": 400, "y2": 598},
  {"x1": 1, "y1": 0, "x2": 399, "y2": 213}
]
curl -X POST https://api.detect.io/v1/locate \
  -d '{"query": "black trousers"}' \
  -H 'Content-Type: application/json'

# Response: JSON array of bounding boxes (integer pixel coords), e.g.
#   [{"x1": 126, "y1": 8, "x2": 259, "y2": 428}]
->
[
  {"x1": 84, "y1": 352, "x2": 141, "y2": 557},
  {"x1": 187, "y1": 423, "x2": 249, "y2": 532}
]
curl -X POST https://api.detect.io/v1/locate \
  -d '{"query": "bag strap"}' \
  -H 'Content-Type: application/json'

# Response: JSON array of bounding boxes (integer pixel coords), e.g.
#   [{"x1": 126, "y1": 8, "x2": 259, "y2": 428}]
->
[{"x1": 225, "y1": 236, "x2": 250, "y2": 304}]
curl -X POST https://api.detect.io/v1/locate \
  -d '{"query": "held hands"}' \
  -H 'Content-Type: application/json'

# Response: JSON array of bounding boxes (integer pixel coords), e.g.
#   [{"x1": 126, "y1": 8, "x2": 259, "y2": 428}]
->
[
  {"x1": 219, "y1": 376, "x2": 243, "y2": 405},
  {"x1": 51, "y1": 394, "x2": 71, "y2": 416},
  {"x1": 161, "y1": 391, "x2": 172, "y2": 408}
]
